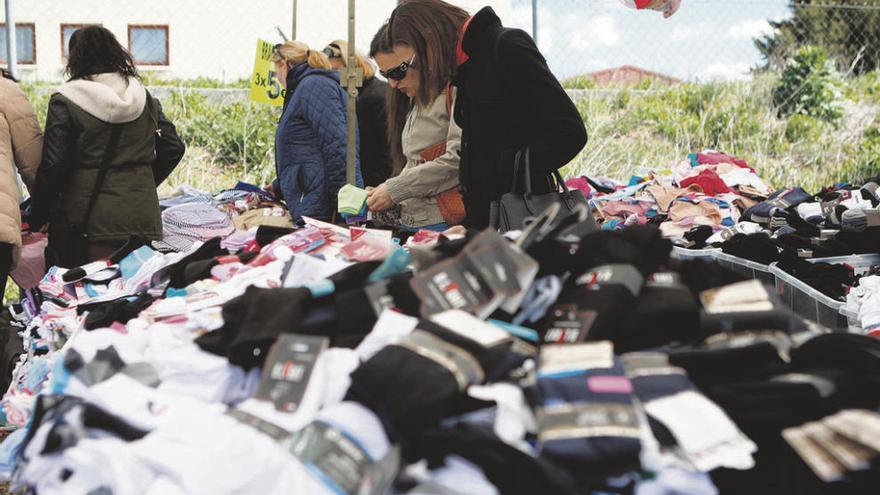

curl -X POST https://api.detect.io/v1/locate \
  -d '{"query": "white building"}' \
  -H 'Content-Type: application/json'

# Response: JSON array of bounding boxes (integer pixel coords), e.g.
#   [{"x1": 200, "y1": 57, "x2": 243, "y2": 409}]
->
[{"x1": 1, "y1": 0, "x2": 512, "y2": 82}]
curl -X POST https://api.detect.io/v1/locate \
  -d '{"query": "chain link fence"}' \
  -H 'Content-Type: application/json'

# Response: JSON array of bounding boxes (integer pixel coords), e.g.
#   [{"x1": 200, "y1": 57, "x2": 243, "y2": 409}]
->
[
  {"x1": 0, "y1": 0, "x2": 504, "y2": 83},
  {"x1": 4, "y1": 1, "x2": 879, "y2": 84},
  {"x1": 505, "y1": 0, "x2": 880, "y2": 84}
]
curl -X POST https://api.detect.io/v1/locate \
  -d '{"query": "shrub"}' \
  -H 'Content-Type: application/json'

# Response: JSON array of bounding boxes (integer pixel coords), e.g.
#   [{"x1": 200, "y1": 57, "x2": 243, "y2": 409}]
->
[
  {"x1": 784, "y1": 114, "x2": 824, "y2": 143},
  {"x1": 843, "y1": 126, "x2": 880, "y2": 182},
  {"x1": 772, "y1": 46, "x2": 844, "y2": 123},
  {"x1": 562, "y1": 75, "x2": 597, "y2": 90},
  {"x1": 140, "y1": 73, "x2": 249, "y2": 88},
  {"x1": 164, "y1": 91, "x2": 279, "y2": 172}
]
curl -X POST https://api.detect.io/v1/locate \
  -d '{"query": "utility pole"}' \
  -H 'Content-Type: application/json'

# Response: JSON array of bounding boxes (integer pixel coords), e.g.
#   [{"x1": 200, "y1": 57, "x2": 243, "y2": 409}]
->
[
  {"x1": 343, "y1": 0, "x2": 362, "y2": 185},
  {"x1": 532, "y1": 0, "x2": 538, "y2": 46},
  {"x1": 291, "y1": 0, "x2": 297, "y2": 40},
  {"x1": 4, "y1": 0, "x2": 17, "y2": 79}
]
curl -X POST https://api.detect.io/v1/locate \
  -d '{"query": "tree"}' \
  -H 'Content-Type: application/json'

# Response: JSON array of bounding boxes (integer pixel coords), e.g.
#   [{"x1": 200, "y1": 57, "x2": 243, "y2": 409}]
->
[{"x1": 756, "y1": 0, "x2": 880, "y2": 75}]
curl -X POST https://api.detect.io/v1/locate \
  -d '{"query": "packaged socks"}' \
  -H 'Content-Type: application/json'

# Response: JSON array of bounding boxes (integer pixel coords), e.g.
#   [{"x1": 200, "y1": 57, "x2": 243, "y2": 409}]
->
[
  {"x1": 533, "y1": 342, "x2": 642, "y2": 470},
  {"x1": 624, "y1": 352, "x2": 757, "y2": 471}
]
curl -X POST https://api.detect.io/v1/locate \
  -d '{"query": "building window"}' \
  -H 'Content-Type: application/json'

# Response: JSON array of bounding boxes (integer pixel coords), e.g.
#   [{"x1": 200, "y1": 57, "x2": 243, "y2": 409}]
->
[
  {"x1": 128, "y1": 25, "x2": 168, "y2": 65},
  {"x1": 0, "y1": 23, "x2": 36, "y2": 64}
]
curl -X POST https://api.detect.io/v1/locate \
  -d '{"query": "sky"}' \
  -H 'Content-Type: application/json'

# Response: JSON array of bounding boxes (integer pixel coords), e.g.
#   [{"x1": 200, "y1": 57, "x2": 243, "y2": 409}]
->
[{"x1": 503, "y1": 0, "x2": 793, "y2": 81}]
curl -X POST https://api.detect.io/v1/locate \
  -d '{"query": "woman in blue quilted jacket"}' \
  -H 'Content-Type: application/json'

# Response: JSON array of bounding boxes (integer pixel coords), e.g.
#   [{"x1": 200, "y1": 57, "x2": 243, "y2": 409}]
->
[{"x1": 272, "y1": 41, "x2": 362, "y2": 221}]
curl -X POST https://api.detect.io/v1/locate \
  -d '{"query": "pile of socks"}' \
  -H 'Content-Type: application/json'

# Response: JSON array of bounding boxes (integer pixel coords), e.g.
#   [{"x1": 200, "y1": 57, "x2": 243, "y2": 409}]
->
[
  {"x1": 720, "y1": 232, "x2": 779, "y2": 264},
  {"x1": 11, "y1": 179, "x2": 880, "y2": 495},
  {"x1": 776, "y1": 258, "x2": 856, "y2": 301},
  {"x1": 624, "y1": 352, "x2": 757, "y2": 472},
  {"x1": 532, "y1": 342, "x2": 642, "y2": 477},
  {"x1": 845, "y1": 274, "x2": 880, "y2": 336},
  {"x1": 741, "y1": 188, "x2": 812, "y2": 225},
  {"x1": 338, "y1": 184, "x2": 369, "y2": 224}
]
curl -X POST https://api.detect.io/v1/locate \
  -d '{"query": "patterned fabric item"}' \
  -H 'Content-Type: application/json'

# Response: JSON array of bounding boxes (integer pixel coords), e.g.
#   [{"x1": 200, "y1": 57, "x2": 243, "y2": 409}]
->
[
  {"x1": 159, "y1": 185, "x2": 215, "y2": 209},
  {"x1": 372, "y1": 205, "x2": 403, "y2": 228},
  {"x1": 161, "y1": 203, "x2": 234, "y2": 252}
]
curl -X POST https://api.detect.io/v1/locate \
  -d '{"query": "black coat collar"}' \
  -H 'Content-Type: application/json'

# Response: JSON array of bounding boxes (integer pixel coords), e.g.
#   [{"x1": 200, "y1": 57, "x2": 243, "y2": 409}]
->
[{"x1": 461, "y1": 7, "x2": 503, "y2": 61}]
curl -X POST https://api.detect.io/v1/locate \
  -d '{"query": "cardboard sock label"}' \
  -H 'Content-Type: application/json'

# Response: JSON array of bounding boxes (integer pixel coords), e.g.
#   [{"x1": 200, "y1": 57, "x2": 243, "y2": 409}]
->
[
  {"x1": 396, "y1": 330, "x2": 486, "y2": 390},
  {"x1": 542, "y1": 305, "x2": 597, "y2": 345},
  {"x1": 255, "y1": 334, "x2": 328, "y2": 413},
  {"x1": 410, "y1": 229, "x2": 539, "y2": 319},
  {"x1": 802, "y1": 421, "x2": 876, "y2": 472},
  {"x1": 537, "y1": 402, "x2": 641, "y2": 443},
  {"x1": 227, "y1": 409, "x2": 291, "y2": 441},
  {"x1": 430, "y1": 310, "x2": 512, "y2": 348},
  {"x1": 286, "y1": 421, "x2": 379, "y2": 495},
  {"x1": 783, "y1": 426, "x2": 846, "y2": 483},
  {"x1": 538, "y1": 341, "x2": 615, "y2": 378}
]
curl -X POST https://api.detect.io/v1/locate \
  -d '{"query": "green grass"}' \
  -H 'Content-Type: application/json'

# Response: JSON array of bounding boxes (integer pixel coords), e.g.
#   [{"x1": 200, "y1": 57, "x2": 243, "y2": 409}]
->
[
  {"x1": 568, "y1": 73, "x2": 880, "y2": 191},
  {"x1": 9, "y1": 72, "x2": 880, "y2": 302},
  {"x1": 139, "y1": 73, "x2": 250, "y2": 89},
  {"x1": 22, "y1": 73, "x2": 880, "y2": 197}
]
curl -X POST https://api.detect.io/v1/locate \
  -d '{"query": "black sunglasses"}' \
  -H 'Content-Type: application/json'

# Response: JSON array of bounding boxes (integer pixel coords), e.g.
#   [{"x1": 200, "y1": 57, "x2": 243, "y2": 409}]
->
[{"x1": 380, "y1": 54, "x2": 416, "y2": 81}]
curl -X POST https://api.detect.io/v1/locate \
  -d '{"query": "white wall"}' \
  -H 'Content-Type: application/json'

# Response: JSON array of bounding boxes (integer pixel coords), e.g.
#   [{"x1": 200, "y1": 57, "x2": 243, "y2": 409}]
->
[{"x1": 3, "y1": 0, "x2": 511, "y2": 82}]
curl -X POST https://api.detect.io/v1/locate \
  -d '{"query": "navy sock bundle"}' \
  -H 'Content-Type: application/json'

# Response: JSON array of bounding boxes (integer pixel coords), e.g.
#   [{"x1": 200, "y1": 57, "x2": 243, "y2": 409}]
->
[{"x1": 533, "y1": 342, "x2": 642, "y2": 471}]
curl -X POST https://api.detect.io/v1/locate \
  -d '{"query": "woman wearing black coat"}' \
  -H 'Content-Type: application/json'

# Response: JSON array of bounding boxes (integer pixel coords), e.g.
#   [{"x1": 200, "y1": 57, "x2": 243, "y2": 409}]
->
[{"x1": 386, "y1": 1, "x2": 587, "y2": 229}]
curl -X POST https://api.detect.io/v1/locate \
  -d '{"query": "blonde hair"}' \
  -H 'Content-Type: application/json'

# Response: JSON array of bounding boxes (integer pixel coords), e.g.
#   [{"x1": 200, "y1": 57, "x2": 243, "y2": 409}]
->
[
  {"x1": 271, "y1": 41, "x2": 331, "y2": 70},
  {"x1": 325, "y1": 39, "x2": 376, "y2": 80}
]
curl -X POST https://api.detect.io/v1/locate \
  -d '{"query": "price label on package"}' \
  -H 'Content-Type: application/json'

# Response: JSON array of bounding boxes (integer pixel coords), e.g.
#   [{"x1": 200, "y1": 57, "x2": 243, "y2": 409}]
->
[{"x1": 250, "y1": 39, "x2": 286, "y2": 106}]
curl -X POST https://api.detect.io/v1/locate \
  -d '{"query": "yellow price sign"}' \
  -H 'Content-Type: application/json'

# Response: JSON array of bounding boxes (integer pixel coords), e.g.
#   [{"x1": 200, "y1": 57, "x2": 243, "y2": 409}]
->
[{"x1": 250, "y1": 39, "x2": 286, "y2": 106}]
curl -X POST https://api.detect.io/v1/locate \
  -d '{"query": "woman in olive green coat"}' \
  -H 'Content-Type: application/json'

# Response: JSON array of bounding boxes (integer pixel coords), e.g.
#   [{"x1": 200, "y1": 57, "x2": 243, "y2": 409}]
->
[{"x1": 31, "y1": 26, "x2": 185, "y2": 267}]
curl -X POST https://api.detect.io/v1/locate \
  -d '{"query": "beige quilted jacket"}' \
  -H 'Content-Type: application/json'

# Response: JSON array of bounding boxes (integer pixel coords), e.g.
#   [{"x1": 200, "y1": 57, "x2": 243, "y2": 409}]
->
[{"x1": 0, "y1": 76, "x2": 42, "y2": 265}]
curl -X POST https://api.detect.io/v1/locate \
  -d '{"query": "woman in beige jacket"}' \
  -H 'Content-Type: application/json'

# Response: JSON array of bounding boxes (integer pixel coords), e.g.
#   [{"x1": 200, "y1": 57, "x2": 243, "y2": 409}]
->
[
  {"x1": 366, "y1": 24, "x2": 463, "y2": 231},
  {"x1": 0, "y1": 70, "x2": 42, "y2": 295}
]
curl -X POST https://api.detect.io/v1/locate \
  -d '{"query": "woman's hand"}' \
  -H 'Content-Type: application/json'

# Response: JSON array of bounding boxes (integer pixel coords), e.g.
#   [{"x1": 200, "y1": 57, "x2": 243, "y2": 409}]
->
[{"x1": 366, "y1": 184, "x2": 395, "y2": 212}]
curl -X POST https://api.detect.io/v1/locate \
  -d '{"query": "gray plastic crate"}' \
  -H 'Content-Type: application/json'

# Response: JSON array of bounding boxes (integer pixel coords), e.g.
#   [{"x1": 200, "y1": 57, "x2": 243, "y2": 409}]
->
[
  {"x1": 839, "y1": 305, "x2": 862, "y2": 333},
  {"x1": 770, "y1": 263, "x2": 848, "y2": 331},
  {"x1": 713, "y1": 251, "x2": 775, "y2": 285},
  {"x1": 671, "y1": 246, "x2": 720, "y2": 261}
]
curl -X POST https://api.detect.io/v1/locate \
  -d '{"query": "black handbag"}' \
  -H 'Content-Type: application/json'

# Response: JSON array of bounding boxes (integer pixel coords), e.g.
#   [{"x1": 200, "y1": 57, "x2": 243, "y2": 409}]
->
[
  {"x1": 489, "y1": 147, "x2": 589, "y2": 233},
  {"x1": 47, "y1": 125, "x2": 123, "y2": 268}
]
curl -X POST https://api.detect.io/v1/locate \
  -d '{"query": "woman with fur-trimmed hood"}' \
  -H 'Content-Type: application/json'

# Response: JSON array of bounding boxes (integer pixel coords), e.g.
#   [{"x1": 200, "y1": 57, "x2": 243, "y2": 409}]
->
[{"x1": 31, "y1": 26, "x2": 185, "y2": 267}]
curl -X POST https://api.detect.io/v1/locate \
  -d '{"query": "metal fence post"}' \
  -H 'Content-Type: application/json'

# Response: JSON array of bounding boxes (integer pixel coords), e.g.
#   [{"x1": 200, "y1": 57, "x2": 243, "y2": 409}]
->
[
  {"x1": 344, "y1": 0, "x2": 362, "y2": 186},
  {"x1": 4, "y1": 0, "x2": 17, "y2": 79},
  {"x1": 532, "y1": 0, "x2": 538, "y2": 45}
]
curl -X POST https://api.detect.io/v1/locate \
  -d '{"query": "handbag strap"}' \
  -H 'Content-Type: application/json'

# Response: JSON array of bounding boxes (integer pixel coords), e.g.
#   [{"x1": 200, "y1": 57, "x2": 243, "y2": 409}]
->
[
  {"x1": 521, "y1": 147, "x2": 571, "y2": 197},
  {"x1": 510, "y1": 149, "x2": 524, "y2": 193},
  {"x1": 82, "y1": 125, "x2": 123, "y2": 229}
]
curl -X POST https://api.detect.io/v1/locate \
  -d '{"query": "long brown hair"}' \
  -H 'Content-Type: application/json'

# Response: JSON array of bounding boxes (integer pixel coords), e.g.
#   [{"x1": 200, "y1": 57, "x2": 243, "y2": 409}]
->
[
  {"x1": 377, "y1": 1, "x2": 468, "y2": 175},
  {"x1": 387, "y1": 0, "x2": 468, "y2": 108},
  {"x1": 370, "y1": 24, "x2": 408, "y2": 175}
]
